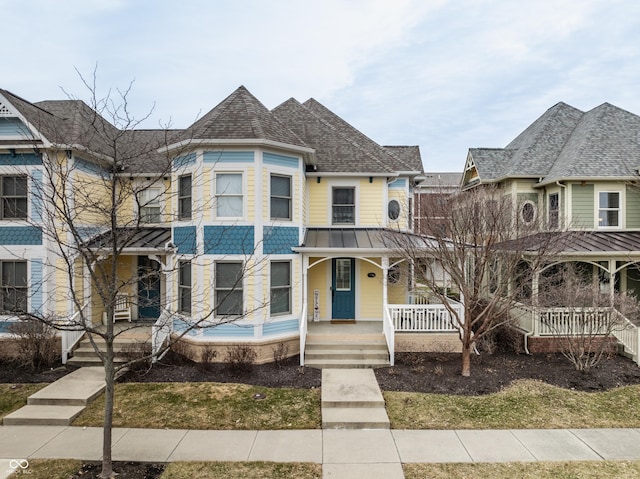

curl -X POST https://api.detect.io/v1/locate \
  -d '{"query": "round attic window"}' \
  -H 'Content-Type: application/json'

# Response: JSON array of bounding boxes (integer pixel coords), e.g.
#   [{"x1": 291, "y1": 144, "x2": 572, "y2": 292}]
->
[{"x1": 388, "y1": 200, "x2": 401, "y2": 220}]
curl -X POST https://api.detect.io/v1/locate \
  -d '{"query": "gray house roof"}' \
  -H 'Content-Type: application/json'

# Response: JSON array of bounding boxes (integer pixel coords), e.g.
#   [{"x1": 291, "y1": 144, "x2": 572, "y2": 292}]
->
[{"x1": 467, "y1": 101, "x2": 640, "y2": 186}]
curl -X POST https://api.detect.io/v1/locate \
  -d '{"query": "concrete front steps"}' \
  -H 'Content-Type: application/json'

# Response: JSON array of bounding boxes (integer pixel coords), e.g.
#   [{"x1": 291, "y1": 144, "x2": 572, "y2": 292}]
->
[
  {"x1": 304, "y1": 322, "x2": 390, "y2": 368},
  {"x1": 3, "y1": 367, "x2": 106, "y2": 426},
  {"x1": 66, "y1": 335, "x2": 149, "y2": 368},
  {"x1": 321, "y1": 368, "x2": 390, "y2": 429}
]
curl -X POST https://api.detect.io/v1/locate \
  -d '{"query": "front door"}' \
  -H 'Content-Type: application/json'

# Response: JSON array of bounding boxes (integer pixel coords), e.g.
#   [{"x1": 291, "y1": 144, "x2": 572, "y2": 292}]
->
[
  {"x1": 332, "y1": 258, "x2": 355, "y2": 319},
  {"x1": 138, "y1": 256, "x2": 161, "y2": 320}
]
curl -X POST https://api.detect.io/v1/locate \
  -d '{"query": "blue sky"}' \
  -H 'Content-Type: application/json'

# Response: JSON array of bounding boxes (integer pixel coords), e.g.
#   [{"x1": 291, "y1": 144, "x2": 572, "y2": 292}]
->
[{"x1": 3, "y1": 0, "x2": 640, "y2": 172}]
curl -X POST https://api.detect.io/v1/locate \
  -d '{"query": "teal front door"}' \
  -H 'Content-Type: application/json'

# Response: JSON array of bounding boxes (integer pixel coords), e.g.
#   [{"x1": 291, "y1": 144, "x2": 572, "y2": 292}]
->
[
  {"x1": 138, "y1": 256, "x2": 161, "y2": 320},
  {"x1": 332, "y1": 258, "x2": 355, "y2": 319}
]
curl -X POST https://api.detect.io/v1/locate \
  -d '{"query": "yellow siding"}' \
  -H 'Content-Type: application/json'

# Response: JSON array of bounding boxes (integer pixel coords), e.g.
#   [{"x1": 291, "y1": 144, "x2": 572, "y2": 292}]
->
[
  {"x1": 262, "y1": 167, "x2": 269, "y2": 220},
  {"x1": 307, "y1": 181, "x2": 328, "y2": 225},
  {"x1": 201, "y1": 168, "x2": 213, "y2": 222},
  {"x1": 55, "y1": 259, "x2": 69, "y2": 316},
  {"x1": 358, "y1": 258, "x2": 383, "y2": 319},
  {"x1": 73, "y1": 171, "x2": 111, "y2": 226},
  {"x1": 246, "y1": 167, "x2": 255, "y2": 221},
  {"x1": 291, "y1": 257, "x2": 301, "y2": 315},
  {"x1": 388, "y1": 189, "x2": 408, "y2": 229},
  {"x1": 308, "y1": 258, "x2": 329, "y2": 320},
  {"x1": 359, "y1": 178, "x2": 384, "y2": 226},
  {"x1": 388, "y1": 260, "x2": 409, "y2": 304}
]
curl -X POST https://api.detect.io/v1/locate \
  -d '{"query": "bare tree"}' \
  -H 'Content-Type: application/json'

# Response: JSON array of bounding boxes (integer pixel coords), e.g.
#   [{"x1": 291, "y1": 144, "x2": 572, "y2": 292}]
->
[
  {"x1": 537, "y1": 263, "x2": 639, "y2": 371},
  {"x1": 388, "y1": 184, "x2": 560, "y2": 377},
  {"x1": 9, "y1": 75, "x2": 269, "y2": 478}
]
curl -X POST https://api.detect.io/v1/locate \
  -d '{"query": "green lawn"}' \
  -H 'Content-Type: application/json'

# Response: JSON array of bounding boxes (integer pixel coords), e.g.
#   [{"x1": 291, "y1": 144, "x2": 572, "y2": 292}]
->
[
  {"x1": 0, "y1": 383, "x2": 45, "y2": 419},
  {"x1": 385, "y1": 379, "x2": 640, "y2": 429}
]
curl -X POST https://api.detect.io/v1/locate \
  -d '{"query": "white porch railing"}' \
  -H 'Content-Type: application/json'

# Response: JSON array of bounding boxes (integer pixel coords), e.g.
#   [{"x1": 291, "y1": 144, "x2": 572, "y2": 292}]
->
[
  {"x1": 612, "y1": 312, "x2": 640, "y2": 366},
  {"x1": 536, "y1": 308, "x2": 612, "y2": 336},
  {"x1": 151, "y1": 308, "x2": 174, "y2": 362},
  {"x1": 388, "y1": 303, "x2": 462, "y2": 332},
  {"x1": 382, "y1": 304, "x2": 395, "y2": 366},
  {"x1": 61, "y1": 302, "x2": 89, "y2": 364},
  {"x1": 299, "y1": 303, "x2": 308, "y2": 366}
]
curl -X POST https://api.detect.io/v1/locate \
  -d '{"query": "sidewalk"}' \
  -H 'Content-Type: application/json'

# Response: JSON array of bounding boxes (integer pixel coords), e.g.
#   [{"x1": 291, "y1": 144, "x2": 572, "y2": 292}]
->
[{"x1": 1, "y1": 426, "x2": 640, "y2": 479}]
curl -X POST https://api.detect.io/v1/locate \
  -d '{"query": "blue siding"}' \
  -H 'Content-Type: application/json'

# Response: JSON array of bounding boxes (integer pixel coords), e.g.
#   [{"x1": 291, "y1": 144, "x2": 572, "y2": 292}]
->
[
  {"x1": 173, "y1": 226, "x2": 197, "y2": 254},
  {"x1": 31, "y1": 170, "x2": 43, "y2": 223},
  {"x1": 264, "y1": 152, "x2": 299, "y2": 169},
  {"x1": 76, "y1": 157, "x2": 107, "y2": 176},
  {"x1": 263, "y1": 319, "x2": 298, "y2": 336},
  {"x1": 388, "y1": 178, "x2": 407, "y2": 190},
  {"x1": 263, "y1": 226, "x2": 299, "y2": 254},
  {"x1": 174, "y1": 319, "x2": 198, "y2": 336},
  {"x1": 204, "y1": 151, "x2": 254, "y2": 163},
  {"x1": 0, "y1": 226, "x2": 42, "y2": 245},
  {"x1": 0, "y1": 321, "x2": 16, "y2": 333},
  {"x1": 203, "y1": 323, "x2": 255, "y2": 337},
  {"x1": 0, "y1": 153, "x2": 41, "y2": 165},
  {"x1": 30, "y1": 259, "x2": 43, "y2": 313},
  {"x1": 204, "y1": 226, "x2": 254, "y2": 254},
  {"x1": 173, "y1": 153, "x2": 197, "y2": 168},
  {"x1": 0, "y1": 118, "x2": 32, "y2": 137}
]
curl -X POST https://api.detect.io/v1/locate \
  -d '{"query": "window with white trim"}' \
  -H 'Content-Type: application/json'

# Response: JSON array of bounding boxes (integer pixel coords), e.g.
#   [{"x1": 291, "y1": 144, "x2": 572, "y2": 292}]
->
[
  {"x1": 1, "y1": 176, "x2": 27, "y2": 220},
  {"x1": 216, "y1": 173, "x2": 243, "y2": 218},
  {"x1": 270, "y1": 261, "x2": 291, "y2": 315},
  {"x1": 178, "y1": 261, "x2": 191, "y2": 314},
  {"x1": 270, "y1": 174, "x2": 291, "y2": 220},
  {"x1": 0, "y1": 260, "x2": 27, "y2": 313},
  {"x1": 332, "y1": 187, "x2": 355, "y2": 224},
  {"x1": 215, "y1": 262, "x2": 243, "y2": 315},
  {"x1": 598, "y1": 191, "x2": 620, "y2": 228},
  {"x1": 138, "y1": 187, "x2": 161, "y2": 223},
  {"x1": 178, "y1": 175, "x2": 192, "y2": 220},
  {"x1": 520, "y1": 200, "x2": 536, "y2": 225}
]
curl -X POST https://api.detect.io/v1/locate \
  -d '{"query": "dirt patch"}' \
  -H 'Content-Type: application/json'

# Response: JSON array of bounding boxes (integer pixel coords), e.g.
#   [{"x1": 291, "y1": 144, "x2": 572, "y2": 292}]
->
[
  {"x1": 0, "y1": 360, "x2": 69, "y2": 383},
  {"x1": 70, "y1": 461, "x2": 165, "y2": 479}
]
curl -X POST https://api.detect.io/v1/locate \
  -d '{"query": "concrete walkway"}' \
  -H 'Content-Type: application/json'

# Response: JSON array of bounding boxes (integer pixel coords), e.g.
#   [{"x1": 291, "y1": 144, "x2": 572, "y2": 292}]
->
[{"x1": 1, "y1": 426, "x2": 640, "y2": 479}]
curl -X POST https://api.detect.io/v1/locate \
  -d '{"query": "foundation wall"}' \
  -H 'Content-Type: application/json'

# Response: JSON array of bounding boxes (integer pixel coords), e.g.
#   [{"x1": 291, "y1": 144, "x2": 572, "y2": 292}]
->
[
  {"x1": 527, "y1": 336, "x2": 617, "y2": 354},
  {"x1": 395, "y1": 333, "x2": 462, "y2": 353}
]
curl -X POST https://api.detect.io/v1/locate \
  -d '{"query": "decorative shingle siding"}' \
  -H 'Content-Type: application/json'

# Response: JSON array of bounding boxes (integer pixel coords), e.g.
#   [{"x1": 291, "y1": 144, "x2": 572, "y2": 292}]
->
[
  {"x1": 204, "y1": 225, "x2": 254, "y2": 254},
  {"x1": 30, "y1": 259, "x2": 43, "y2": 313},
  {"x1": 75, "y1": 157, "x2": 108, "y2": 176},
  {"x1": 0, "y1": 153, "x2": 41, "y2": 165},
  {"x1": 173, "y1": 153, "x2": 197, "y2": 169},
  {"x1": 264, "y1": 152, "x2": 299, "y2": 169},
  {"x1": 204, "y1": 151, "x2": 254, "y2": 164},
  {"x1": 571, "y1": 183, "x2": 594, "y2": 228},
  {"x1": 31, "y1": 170, "x2": 43, "y2": 223},
  {"x1": 263, "y1": 226, "x2": 299, "y2": 254},
  {"x1": 203, "y1": 323, "x2": 255, "y2": 337},
  {"x1": 0, "y1": 226, "x2": 42, "y2": 245},
  {"x1": 173, "y1": 226, "x2": 197, "y2": 254},
  {"x1": 263, "y1": 318, "x2": 298, "y2": 336}
]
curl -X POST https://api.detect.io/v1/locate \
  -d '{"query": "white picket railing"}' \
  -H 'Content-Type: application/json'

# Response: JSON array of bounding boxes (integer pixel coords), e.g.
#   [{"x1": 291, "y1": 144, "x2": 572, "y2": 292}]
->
[
  {"x1": 61, "y1": 302, "x2": 89, "y2": 364},
  {"x1": 151, "y1": 309, "x2": 174, "y2": 362},
  {"x1": 536, "y1": 308, "x2": 612, "y2": 336},
  {"x1": 382, "y1": 304, "x2": 395, "y2": 366},
  {"x1": 611, "y1": 312, "x2": 640, "y2": 365},
  {"x1": 299, "y1": 303, "x2": 308, "y2": 366},
  {"x1": 388, "y1": 303, "x2": 462, "y2": 332}
]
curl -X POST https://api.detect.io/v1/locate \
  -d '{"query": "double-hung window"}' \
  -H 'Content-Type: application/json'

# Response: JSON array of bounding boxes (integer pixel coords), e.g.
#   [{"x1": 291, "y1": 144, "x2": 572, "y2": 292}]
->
[
  {"x1": 138, "y1": 187, "x2": 161, "y2": 223},
  {"x1": 178, "y1": 175, "x2": 192, "y2": 220},
  {"x1": 1, "y1": 176, "x2": 27, "y2": 220},
  {"x1": 270, "y1": 175, "x2": 291, "y2": 220},
  {"x1": 598, "y1": 192, "x2": 620, "y2": 228},
  {"x1": 0, "y1": 260, "x2": 27, "y2": 313},
  {"x1": 216, "y1": 173, "x2": 243, "y2": 218},
  {"x1": 178, "y1": 261, "x2": 191, "y2": 314},
  {"x1": 548, "y1": 193, "x2": 559, "y2": 229},
  {"x1": 332, "y1": 187, "x2": 355, "y2": 224},
  {"x1": 270, "y1": 261, "x2": 291, "y2": 315},
  {"x1": 215, "y1": 262, "x2": 243, "y2": 315}
]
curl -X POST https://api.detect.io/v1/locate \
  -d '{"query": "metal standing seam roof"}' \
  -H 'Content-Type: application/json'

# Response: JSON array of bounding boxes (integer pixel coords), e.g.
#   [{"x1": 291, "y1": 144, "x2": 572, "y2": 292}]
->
[
  {"x1": 300, "y1": 228, "x2": 436, "y2": 250},
  {"x1": 84, "y1": 227, "x2": 171, "y2": 250},
  {"x1": 517, "y1": 231, "x2": 640, "y2": 255}
]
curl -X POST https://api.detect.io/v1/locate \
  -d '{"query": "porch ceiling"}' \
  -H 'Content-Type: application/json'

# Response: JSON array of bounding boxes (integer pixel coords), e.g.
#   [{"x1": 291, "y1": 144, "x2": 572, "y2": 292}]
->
[{"x1": 83, "y1": 227, "x2": 172, "y2": 252}]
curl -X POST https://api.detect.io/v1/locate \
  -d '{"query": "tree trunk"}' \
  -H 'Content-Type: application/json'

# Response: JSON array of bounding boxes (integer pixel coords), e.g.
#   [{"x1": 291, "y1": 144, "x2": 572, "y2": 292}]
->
[
  {"x1": 461, "y1": 343, "x2": 471, "y2": 377},
  {"x1": 100, "y1": 346, "x2": 115, "y2": 478}
]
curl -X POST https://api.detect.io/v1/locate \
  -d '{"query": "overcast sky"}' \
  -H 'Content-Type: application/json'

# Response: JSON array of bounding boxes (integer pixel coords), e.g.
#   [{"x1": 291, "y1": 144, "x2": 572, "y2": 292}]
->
[{"x1": 3, "y1": 0, "x2": 639, "y2": 172}]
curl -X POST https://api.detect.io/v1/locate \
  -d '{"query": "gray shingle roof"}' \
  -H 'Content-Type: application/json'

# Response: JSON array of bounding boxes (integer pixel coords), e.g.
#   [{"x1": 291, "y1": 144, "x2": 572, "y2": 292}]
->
[
  {"x1": 384, "y1": 146, "x2": 423, "y2": 172},
  {"x1": 468, "y1": 101, "x2": 640, "y2": 186},
  {"x1": 419, "y1": 172, "x2": 461, "y2": 187}
]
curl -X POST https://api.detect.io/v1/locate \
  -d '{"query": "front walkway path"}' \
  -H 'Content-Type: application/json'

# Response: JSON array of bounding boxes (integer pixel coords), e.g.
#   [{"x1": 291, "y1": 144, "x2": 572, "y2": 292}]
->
[{"x1": 2, "y1": 426, "x2": 640, "y2": 479}]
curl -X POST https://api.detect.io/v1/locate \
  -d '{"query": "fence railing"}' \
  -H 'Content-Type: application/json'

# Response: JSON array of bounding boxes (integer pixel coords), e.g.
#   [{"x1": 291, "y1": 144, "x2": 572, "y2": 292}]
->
[
  {"x1": 151, "y1": 309, "x2": 174, "y2": 362},
  {"x1": 382, "y1": 303, "x2": 395, "y2": 366},
  {"x1": 388, "y1": 302, "x2": 462, "y2": 332},
  {"x1": 299, "y1": 303, "x2": 308, "y2": 366},
  {"x1": 536, "y1": 308, "x2": 612, "y2": 336},
  {"x1": 61, "y1": 302, "x2": 89, "y2": 364}
]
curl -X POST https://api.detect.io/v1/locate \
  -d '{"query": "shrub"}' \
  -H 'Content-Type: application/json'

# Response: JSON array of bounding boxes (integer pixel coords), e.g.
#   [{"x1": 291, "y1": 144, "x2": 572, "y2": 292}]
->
[
  {"x1": 272, "y1": 341, "x2": 289, "y2": 367},
  {"x1": 120, "y1": 341, "x2": 152, "y2": 372},
  {"x1": 200, "y1": 345, "x2": 218, "y2": 368},
  {"x1": 224, "y1": 344, "x2": 257, "y2": 373},
  {"x1": 8, "y1": 320, "x2": 58, "y2": 371}
]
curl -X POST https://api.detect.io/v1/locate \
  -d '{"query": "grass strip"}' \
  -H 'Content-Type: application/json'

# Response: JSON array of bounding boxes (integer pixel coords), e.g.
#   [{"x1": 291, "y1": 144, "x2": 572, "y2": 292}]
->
[
  {"x1": 74, "y1": 382, "x2": 321, "y2": 430},
  {"x1": 162, "y1": 461, "x2": 321, "y2": 479},
  {"x1": 404, "y1": 461, "x2": 640, "y2": 479},
  {"x1": 0, "y1": 383, "x2": 45, "y2": 419},
  {"x1": 7, "y1": 459, "x2": 81, "y2": 479},
  {"x1": 385, "y1": 379, "x2": 640, "y2": 429}
]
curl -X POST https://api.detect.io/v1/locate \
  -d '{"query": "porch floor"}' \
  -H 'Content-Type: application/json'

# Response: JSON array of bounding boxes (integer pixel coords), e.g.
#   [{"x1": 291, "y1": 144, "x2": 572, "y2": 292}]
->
[
  {"x1": 93, "y1": 322, "x2": 154, "y2": 340},
  {"x1": 307, "y1": 321, "x2": 383, "y2": 336}
]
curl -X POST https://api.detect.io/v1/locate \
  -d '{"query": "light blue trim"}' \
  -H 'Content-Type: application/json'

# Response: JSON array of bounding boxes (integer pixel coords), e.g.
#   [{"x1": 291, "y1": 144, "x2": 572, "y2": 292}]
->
[
  {"x1": 0, "y1": 226, "x2": 42, "y2": 245},
  {"x1": 0, "y1": 153, "x2": 41, "y2": 165},
  {"x1": 264, "y1": 152, "x2": 299, "y2": 169},
  {"x1": 174, "y1": 319, "x2": 198, "y2": 336},
  {"x1": 30, "y1": 259, "x2": 43, "y2": 313},
  {"x1": 263, "y1": 318, "x2": 298, "y2": 336},
  {"x1": 75, "y1": 157, "x2": 107, "y2": 176},
  {"x1": 204, "y1": 151, "x2": 254, "y2": 163},
  {"x1": 388, "y1": 178, "x2": 407, "y2": 190},
  {"x1": 173, "y1": 153, "x2": 197, "y2": 169},
  {"x1": 203, "y1": 323, "x2": 255, "y2": 337},
  {"x1": 0, "y1": 118, "x2": 32, "y2": 138},
  {"x1": 31, "y1": 170, "x2": 43, "y2": 223},
  {"x1": 204, "y1": 225, "x2": 255, "y2": 255}
]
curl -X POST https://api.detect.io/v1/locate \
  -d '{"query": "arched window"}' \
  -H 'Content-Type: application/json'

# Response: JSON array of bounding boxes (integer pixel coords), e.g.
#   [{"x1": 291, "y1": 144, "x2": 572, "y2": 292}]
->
[{"x1": 388, "y1": 200, "x2": 400, "y2": 221}]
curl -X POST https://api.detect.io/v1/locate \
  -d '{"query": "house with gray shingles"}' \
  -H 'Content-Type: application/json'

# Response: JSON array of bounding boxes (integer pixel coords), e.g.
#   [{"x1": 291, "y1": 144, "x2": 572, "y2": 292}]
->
[
  {"x1": 462, "y1": 102, "x2": 640, "y2": 361},
  {"x1": 0, "y1": 85, "x2": 465, "y2": 367}
]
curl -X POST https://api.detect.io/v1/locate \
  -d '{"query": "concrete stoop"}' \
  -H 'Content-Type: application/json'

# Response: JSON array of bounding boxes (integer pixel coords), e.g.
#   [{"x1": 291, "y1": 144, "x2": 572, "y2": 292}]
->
[
  {"x1": 321, "y1": 368, "x2": 390, "y2": 429},
  {"x1": 305, "y1": 339, "x2": 390, "y2": 369},
  {"x1": 3, "y1": 367, "x2": 106, "y2": 426},
  {"x1": 66, "y1": 336, "x2": 148, "y2": 368}
]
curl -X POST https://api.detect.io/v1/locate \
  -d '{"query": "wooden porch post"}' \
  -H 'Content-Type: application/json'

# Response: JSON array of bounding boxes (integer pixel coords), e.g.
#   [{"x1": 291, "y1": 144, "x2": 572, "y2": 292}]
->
[{"x1": 609, "y1": 259, "x2": 616, "y2": 306}]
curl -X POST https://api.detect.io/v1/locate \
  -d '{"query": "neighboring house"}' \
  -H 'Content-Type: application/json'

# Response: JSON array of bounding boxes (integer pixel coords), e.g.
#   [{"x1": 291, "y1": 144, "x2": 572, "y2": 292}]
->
[
  {"x1": 462, "y1": 101, "x2": 640, "y2": 361},
  {"x1": 0, "y1": 86, "x2": 462, "y2": 365}
]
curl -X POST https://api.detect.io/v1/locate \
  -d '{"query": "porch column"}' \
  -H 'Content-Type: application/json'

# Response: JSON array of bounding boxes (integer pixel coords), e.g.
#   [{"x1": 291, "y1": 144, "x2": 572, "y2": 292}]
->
[
  {"x1": 83, "y1": 260, "x2": 91, "y2": 326},
  {"x1": 532, "y1": 271, "x2": 539, "y2": 307},
  {"x1": 609, "y1": 259, "x2": 616, "y2": 306},
  {"x1": 382, "y1": 256, "x2": 389, "y2": 308}
]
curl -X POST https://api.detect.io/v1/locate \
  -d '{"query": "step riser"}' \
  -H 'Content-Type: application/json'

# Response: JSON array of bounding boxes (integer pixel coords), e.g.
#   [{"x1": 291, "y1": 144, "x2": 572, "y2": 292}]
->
[
  {"x1": 322, "y1": 421, "x2": 390, "y2": 429},
  {"x1": 306, "y1": 344, "x2": 388, "y2": 351},
  {"x1": 322, "y1": 401, "x2": 385, "y2": 408},
  {"x1": 3, "y1": 417, "x2": 74, "y2": 426},
  {"x1": 305, "y1": 362, "x2": 389, "y2": 369},
  {"x1": 305, "y1": 352, "x2": 388, "y2": 359}
]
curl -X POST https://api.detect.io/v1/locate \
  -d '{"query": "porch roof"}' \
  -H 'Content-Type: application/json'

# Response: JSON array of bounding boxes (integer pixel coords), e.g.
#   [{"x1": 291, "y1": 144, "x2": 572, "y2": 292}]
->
[
  {"x1": 84, "y1": 227, "x2": 172, "y2": 252},
  {"x1": 521, "y1": 231, "x2": 640, "y2": 256},
  {"x1": 295, "y1": 227, "x2": 435, "y2": 254}
]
